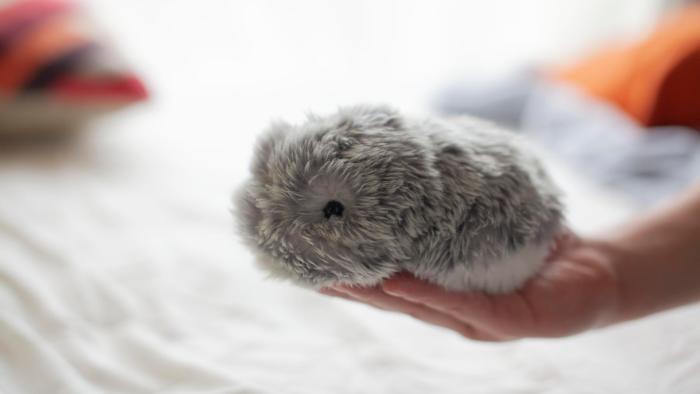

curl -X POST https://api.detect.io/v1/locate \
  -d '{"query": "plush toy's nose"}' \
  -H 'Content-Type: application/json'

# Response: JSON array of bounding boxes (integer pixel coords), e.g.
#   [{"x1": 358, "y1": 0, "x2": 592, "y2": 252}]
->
[{"x1": 323, "y1": 200, "x2": 344, "y2": 219}]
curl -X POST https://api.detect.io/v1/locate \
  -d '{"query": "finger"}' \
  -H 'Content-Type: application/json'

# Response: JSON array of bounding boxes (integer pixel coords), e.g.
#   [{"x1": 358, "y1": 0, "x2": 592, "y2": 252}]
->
[
  {"x1": 320, "y1": 287, "x2": 398, "y2": 313},
  {"x1": 322, "y1": 286, "x2": 404, "y2": 314},
  {"x1": 333, "y1": 285, "x2": 502, "y2": 341},
  {"x1": 319, "y1": 288, "x2": 358, "y2": 302},
  {"x1": 381, "y1": 273, "x2": 508, "y2": 330}
]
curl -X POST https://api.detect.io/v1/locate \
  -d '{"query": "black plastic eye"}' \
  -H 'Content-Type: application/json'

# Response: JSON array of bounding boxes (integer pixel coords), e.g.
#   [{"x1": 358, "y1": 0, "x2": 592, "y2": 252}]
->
[{"x1": 323, "y1": 200, "x2": 344, "y2": 219}]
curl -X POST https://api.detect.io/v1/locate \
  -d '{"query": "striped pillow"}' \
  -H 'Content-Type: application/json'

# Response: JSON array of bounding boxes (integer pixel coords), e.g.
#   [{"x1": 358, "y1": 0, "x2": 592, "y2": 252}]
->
[{"x1": 0, "y1": 0, "x2": 147, "y2": 135}]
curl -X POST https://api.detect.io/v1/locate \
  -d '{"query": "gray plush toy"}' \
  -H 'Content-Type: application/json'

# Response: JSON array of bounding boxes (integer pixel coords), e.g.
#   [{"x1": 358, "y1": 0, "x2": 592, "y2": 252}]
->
[{"x1": 234, "y1": 105, "x2": 565, "y2": 294}]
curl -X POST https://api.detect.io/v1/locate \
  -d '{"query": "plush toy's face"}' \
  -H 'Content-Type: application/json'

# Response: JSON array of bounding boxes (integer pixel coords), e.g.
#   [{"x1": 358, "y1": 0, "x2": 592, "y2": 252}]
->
[{"x1": 235, "y1": 106, "x2": 439, "y2": 288}]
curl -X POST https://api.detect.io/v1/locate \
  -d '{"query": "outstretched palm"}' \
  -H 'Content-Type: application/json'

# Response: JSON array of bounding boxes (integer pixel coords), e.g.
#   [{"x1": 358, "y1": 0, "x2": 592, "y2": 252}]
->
[{"x1": 321, "y1": 239, "x2": 619, "y2": 341}]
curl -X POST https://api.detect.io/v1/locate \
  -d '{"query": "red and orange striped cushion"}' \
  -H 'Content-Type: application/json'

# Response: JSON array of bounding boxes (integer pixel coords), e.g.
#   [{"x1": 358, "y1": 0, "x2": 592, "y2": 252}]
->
[{"x1": 0, "y1": 0, "x2": 147, "y2": 134}]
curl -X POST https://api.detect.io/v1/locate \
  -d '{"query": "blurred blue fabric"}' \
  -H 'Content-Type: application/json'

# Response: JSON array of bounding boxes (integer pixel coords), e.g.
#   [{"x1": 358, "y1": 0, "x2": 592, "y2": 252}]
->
[{"x1": 434, "y1": 73, "x2": 700, "y2": 206}]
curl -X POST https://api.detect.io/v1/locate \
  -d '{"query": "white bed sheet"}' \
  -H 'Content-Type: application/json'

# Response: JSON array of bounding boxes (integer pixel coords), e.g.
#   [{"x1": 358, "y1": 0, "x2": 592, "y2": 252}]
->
[{"x1": 2, "y1": 1, "x2": 699, "y2": 393}]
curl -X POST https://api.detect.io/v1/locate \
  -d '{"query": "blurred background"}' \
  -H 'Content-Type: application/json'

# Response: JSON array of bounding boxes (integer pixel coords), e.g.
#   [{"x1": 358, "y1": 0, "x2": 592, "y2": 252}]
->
[{"x1": 2, "y1": 0, "x2": 700, "y2": 393}]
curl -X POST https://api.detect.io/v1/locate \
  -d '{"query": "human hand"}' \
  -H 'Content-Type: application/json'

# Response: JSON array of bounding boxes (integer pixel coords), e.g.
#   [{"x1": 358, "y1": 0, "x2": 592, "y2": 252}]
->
[{"x1": 320, "y1": 238, "x2": 620, "y2": 341}]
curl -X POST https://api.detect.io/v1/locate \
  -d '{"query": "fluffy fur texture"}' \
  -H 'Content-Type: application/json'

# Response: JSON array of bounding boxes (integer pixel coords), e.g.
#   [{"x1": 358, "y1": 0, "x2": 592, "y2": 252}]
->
[{"x1": 234, "y1": 105, "x2": 564, "y2": 294}]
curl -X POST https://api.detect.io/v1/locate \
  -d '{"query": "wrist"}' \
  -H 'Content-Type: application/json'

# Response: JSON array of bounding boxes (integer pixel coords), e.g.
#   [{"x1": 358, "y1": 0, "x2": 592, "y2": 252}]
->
[{"x1": 590, "y1": 221, "x2": 700, "y2": 325}]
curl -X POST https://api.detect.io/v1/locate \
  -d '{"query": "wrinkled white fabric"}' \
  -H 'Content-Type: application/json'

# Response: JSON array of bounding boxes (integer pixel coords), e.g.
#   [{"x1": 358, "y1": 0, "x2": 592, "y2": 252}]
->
[
  {"x1": 2, "y1": 1, "x2": 699, "y2": 393},
  {"x1": 1, "y1": 135, "x2": 698, "y2": 393}
]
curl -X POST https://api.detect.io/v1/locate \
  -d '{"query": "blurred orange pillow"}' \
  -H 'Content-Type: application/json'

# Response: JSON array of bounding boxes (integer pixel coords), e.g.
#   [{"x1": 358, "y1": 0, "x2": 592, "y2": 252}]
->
[{"x1": 553, "y1": 4, "x2": 700, "y2": 130}]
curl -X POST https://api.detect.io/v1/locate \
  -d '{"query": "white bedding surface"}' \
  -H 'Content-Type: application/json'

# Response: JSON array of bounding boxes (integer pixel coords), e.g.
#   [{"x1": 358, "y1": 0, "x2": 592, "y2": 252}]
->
[{"x1": 2, "y1": 1, "x2": 699, "y2": 393}]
